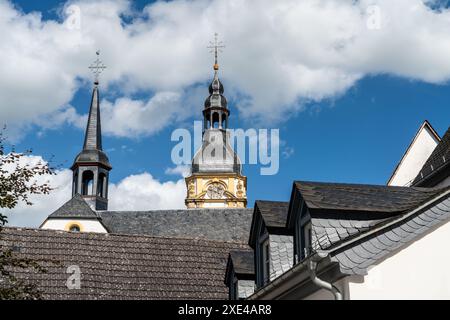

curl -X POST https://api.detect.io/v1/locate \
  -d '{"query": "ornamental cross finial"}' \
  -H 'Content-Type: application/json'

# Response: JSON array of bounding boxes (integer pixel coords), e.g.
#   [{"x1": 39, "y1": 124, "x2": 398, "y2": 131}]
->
[
  {"x1": 207, "y1": 33, "x2": 225, "y2": 71},
  {"x1": 89, "y1": 50, "x2": 106, "y2": 85}
]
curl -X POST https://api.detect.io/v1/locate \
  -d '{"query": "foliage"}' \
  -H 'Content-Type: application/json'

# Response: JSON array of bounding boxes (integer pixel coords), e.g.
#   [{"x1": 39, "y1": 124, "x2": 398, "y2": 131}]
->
[{"x1": 0, "y1": 128, "x2": 54, "y2": 299}]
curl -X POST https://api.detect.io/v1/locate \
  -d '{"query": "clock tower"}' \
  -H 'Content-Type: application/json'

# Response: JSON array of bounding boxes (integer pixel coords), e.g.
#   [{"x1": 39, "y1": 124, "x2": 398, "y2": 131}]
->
[{"x1": 185, "y1": 34, "x2": 247, "y2": 208}]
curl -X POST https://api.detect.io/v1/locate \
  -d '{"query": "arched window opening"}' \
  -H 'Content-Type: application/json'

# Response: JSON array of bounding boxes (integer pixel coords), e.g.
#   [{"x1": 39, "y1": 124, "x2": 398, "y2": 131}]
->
[
  {"x1": 212, "y1": 112, "x2": 220, "y2": 129},
  {"x1": 73, "y1": 173, "x2": 78, "y2": 195},
  {"x1": 98, "y1": 173, "x2": 107, "y2": 198},
  {"x1": 81, "y1": 170, "x2": 94, "y2": 196},
  {"x1": 69, "y1": 224, "x2": 81, "y2": 232}
]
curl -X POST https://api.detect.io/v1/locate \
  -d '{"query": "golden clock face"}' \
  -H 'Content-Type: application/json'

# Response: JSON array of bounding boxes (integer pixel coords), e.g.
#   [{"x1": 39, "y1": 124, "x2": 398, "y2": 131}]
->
[{"x1": 206, "y1": 183, "x2": 225, "y2": 199}]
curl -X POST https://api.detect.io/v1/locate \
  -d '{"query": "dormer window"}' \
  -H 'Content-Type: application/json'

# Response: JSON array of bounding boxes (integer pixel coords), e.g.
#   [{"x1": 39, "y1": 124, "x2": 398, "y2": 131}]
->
[
  {"x1": 262, "y1": 240, "x2": 270, "y2": 284},
  {"x1": 295, "y1": 210, "x2": 313, "y2": 262},
  {"x1": 225, "y1": 250, "x2": 256, "y2": 300},
  {"x1": 250, "y1": 201, "x2": 292, "y2": 288},
  {"x1": 69, "y1": 224, "x2": 80, "y2": 232},
  {"x1": 302, "y1": 222, "x2": 312, "y2": 258},
  {"x1": 66, "y1": 222, "x2": 82, "y2": 232},
  {"x1": 229, "y1": 277, "x2": 238, "y2": 300}
]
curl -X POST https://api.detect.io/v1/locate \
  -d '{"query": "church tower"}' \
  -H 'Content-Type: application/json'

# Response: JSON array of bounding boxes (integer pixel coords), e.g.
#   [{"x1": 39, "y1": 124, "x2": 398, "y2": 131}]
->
[
  {"x1": 185, "y1": 34, "x2": 247, "y2": 208},
  {"x1": 71, "y1": 52, "x2": 112, "y2": 211}
]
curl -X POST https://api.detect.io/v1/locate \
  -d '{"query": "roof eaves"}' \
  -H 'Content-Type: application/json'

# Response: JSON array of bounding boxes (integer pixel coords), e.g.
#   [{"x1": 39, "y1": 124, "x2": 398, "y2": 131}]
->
[{"x1": 323, "y1": 187, "x2": 450, "y2": 259}]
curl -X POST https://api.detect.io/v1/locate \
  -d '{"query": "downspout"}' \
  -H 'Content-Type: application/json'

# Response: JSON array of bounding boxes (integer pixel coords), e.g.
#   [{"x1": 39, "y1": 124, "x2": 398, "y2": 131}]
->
[{"x1": 308, "y1": 258, "x2": 343, "y2": 300}]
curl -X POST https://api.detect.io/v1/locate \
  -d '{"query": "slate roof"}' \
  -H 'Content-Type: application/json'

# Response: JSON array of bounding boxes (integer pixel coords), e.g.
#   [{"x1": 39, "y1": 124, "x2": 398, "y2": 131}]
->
[
  {"x1": 99, "y1": 208, "x2": 253, "y2": 242},
  {"x1": 228, "y1": 249, "x2": 255, "y2": 277},
  {"x1": 330, "y1": 189, "x2": 450, "y2": 275},
  {"x1": 249, "y1": 201, "x2": 290, "y2": 248},
  {"x1": 294, "y1": 181, "x2": 445, "y2": 214},
  {"x1": 269, "y1": 235, "x2": 294, "y2": 281},
  {"x1": 287, "y1": 181, "x2": 450, "y2": 251},
  {"x1": 249, "y1": 187, "x2": 450, "y2": 300},
  {"x1": 0, "y1": 227, "x2": 247, "y2": 300},
  {"x1": 72, "y1": 84, "x2": 111, "y2": 169},
  {"x1": 47, "y1": 194, "x2": 99, "y2": 219},
  {"x1": 254, "y1": 201, "x2": 289, "y2": 228},
  {"x1": 311, "y1": 216, "x2": 392, "y2": 251},
  {"x1": 413, "y1": 126, "x2": 450, "y2": 186}
]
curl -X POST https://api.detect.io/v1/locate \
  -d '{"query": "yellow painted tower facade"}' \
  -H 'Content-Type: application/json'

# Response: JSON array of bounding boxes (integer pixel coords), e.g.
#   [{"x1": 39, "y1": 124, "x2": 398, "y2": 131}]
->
[{"x1": 185, "y1": 38, "x2": 247, "y2": 208}]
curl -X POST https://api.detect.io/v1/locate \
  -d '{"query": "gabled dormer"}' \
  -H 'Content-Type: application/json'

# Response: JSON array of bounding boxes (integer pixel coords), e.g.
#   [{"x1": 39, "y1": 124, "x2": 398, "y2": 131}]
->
[
  {"x1": 40, "y1": 194, "x2": 108, "y2": 233},
  {"x1": 225, "y1": 249, "x2": 255, "y2": 300},
  {"x1": 286, "y1": 182, "x2": 313, "y2": 263},
  {"x1": 248, "y1": 201, "x2": 293, "y2": 288},
  {"x1": 286, "y1": 181, "x2": 444, "y2": 264}
]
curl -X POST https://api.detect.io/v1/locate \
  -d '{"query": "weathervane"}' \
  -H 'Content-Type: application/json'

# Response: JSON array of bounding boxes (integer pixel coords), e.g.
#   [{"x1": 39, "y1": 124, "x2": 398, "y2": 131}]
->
[
  {"x1": 207, "y1": 33, "x2": 225, "y2": 71},
  {"x1": 89, "y1": 50, "x2": 106, "y2": 85}
]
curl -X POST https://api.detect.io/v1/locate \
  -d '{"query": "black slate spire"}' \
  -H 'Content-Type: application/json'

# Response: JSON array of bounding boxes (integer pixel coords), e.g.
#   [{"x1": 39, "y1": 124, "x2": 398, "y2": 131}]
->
[
  {"x1": 72, "y1": 80, "x2": 111, "y2": 170},
  {"x1": 83, "y1": 84, "x2": 103, "y2": 151},
  {"x1": 71, "y1": 51, "x2": 111, "y2": 211}
]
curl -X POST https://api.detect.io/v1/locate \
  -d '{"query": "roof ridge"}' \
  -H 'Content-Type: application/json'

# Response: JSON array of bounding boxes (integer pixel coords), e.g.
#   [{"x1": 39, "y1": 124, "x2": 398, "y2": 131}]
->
[
  {"x1": 255, "y1": 200, "x2": 289, "y2": 204},
  {"x1": 295, "y1": 180, "x2": 407, "y2": 188},
  {"x1": 48, "y1": 194, "x2": 98, "y2": 219},
  {"x1": 100, "y1": 208, "x2": 253, "y2": 214},
  {"x1": 2, "y1": 226, "x2": 248, "y2": 246}
]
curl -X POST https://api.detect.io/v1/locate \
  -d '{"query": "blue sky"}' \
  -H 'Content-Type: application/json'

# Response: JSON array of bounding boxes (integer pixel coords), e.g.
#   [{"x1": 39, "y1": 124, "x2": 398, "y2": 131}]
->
[
  {"x1": 17, "y1": 73, "x2": 450, "y2": 204},
  {"x1": 3, "y1": 0, "x2": 450, "y2": 226}
]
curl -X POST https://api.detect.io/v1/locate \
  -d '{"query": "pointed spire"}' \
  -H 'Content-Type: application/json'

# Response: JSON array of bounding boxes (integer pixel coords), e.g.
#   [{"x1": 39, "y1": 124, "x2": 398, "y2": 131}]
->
[
  {"x1": 71, "y1": 51, "x2": 111, "y2": 170},
  {"x1": 83, "y1": 85, "x2": 102, "y2": 151},
  {"x1": 205, "y1": 33, "x2": 227, "y2": 110},
  {"x1": 83, "y1": 51, "x2": 106, "y2": 151}
]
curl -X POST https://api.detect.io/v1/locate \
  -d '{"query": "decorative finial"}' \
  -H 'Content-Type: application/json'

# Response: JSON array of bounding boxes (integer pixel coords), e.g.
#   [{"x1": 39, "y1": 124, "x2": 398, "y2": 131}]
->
[
  {"x1": 89, "y1": 50, "x2": 106, "y2": 85},
  {"x1": 207, "y1": 33, "x2": 225, "y2": 71}
]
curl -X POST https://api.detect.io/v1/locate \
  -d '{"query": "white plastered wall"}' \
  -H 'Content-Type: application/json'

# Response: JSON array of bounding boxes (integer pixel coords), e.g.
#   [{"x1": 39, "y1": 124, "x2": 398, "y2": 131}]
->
[
  {"x1": 347, "y1": 219, "x2": 450, "y2": 299},
  {"x1": 41, "y1": 219, "x2": 108, "y2": 233},
  {"x1": 389, "y1": 125, "x2": 440, "y2": 187}
]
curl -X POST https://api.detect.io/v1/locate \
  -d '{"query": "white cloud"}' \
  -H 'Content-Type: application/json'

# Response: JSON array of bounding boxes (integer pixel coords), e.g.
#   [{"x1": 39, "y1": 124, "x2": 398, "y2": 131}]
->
[
  {"x1": 165, "y1": 165, "x2": 191, "y2": 178},
  {"x1": 108, "y1": 173, "x2": 186, "y2": 211},
  {"x1": 2, "y1": 0, "x2": 450, "y2": 137},
  {"x1": 101, "y1": 92, "x2": 183, "y2": 137},
  {"x1": 4, "y1": 155, "x2": 186, "y2": 228},
  {"x1": 2, "y1": 155, "x2": 73, "y2": 228}
]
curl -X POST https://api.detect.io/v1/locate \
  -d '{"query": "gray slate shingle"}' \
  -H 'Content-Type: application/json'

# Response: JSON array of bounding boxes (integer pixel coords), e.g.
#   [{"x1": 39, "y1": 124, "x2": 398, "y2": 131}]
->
[
  {"x1": 48, "y1": 194, "x2": 98, "y2": 218},
  {"x1": 228, "y1": 249, "x2": 255, "y2": 276},
  {"x1": 331, "y1": 195, "x2": 450, "y2": 275},
  {"x1": 100, "y1": 208, "x2": 253, "y2": 242},
  {"x1": 413, "y1": 126, "x2": 450, "y2": 186},
  {"x1": 254, "y1": 201, "x2": 290, "y2": 228},
  {"x1": 295, "y1": 181, "x2": 445, "y2": 213}
]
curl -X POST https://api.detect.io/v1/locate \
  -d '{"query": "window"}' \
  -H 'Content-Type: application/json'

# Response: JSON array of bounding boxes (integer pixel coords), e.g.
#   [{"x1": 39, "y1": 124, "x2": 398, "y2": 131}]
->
[
  {"x1": 81, "y1": 170, "x2": 94, "y2": 195},
  {"x1": 97, "y1": 173, "x2": 107, "y2": 198},
  {"x1": 295, "y1": 214, "x2": 302, "y2": 263},
  {"x1": 69, "y1": 225, "x2": 80, "y2": 232},
  {"x1": 302, "y1": 222, "x2": 312, "y2": 259},
  {"x1": 229, "y1": 277, "x2": 238, "y2": 300},
  {"x1": 73, "y1": 173, "x2": 78, "y2": 195},
  {"x1": 262, "y1": 240, "x2": 270, "y2": 284}
]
